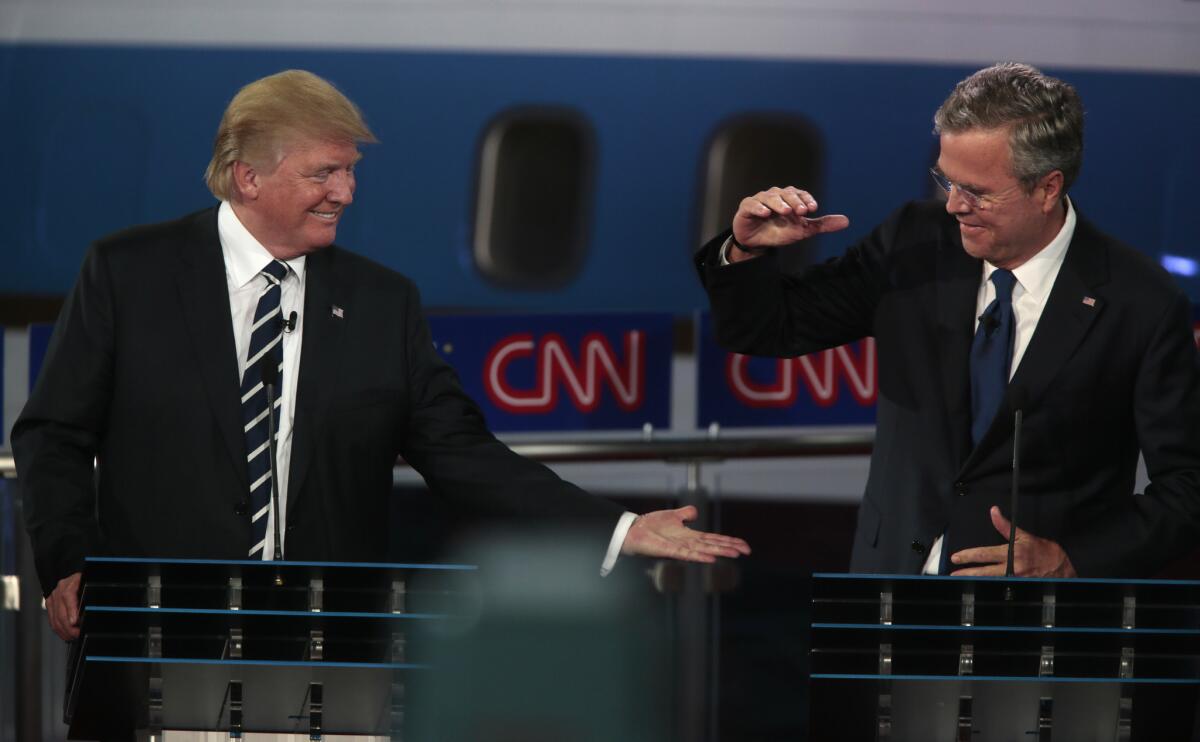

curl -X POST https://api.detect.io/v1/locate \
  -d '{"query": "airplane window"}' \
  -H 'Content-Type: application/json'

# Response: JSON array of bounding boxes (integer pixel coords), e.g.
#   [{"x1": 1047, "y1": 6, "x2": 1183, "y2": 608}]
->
[
  {"x1": 473, "y1": 108, "x2": 594, "y2": 289},
  {"x1": 700, "y1": 115, "x2": 824, "y2": 271}
]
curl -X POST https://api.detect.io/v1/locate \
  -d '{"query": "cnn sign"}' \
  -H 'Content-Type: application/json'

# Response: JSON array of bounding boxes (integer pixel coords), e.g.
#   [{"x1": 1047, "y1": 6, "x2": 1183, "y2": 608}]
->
[
  {"x1": 696, "y1": 313, "x2": 878, "y2": 428},
  {"x1": 428, "y1": 313, "x2": 672, "y2": 433}
]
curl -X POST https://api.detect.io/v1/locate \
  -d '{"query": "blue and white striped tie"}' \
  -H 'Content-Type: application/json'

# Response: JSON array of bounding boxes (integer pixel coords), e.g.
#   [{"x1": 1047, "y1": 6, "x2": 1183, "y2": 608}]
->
[{"x1": 242, "y1": 260, "x2": 288, "y2": 558}]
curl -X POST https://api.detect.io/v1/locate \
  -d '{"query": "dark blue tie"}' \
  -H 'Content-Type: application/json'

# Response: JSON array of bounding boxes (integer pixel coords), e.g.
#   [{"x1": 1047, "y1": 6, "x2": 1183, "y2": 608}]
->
[
  {"x1": 940, "y1": 268, "x2": 1016, "y2": 574},
  {"x1": 241, "y1": 260, "x2": 288, "y2": 558},
  {"x1": 969, "y1": 268, "x2": 1016, "y2": 446}
]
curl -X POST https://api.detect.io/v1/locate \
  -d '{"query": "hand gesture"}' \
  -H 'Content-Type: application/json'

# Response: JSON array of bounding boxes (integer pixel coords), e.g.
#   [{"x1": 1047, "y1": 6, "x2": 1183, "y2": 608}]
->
[
  {"x1": 47, "y1": 571, "x2": 83, "y2": 641},
  {"x1": 949, "y1": 506, "x2": 1076, "y2": 577},
  {"x1": 621, "y1": 506, "x2": 751, "y2": 563},
  {"x1": 730, "y1": 186, "x2": 850, "y2": 261}
]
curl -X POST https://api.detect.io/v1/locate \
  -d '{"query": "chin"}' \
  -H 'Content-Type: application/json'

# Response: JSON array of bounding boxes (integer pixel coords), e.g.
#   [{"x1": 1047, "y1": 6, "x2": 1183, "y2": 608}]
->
[
  {"x1": 960, "y1": 240, "x2": 990, "y2": 261},
  {"x1": 304, "y1": 229, "x2": 338, "y2": 250}
]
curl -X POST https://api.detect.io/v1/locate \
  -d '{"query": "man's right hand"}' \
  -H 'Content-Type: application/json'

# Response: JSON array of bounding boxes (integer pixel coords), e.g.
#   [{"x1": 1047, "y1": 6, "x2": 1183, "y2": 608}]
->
[
  {"x1": 730, "y1": 186, "x2": 850, "y2": 262},
  {"x1": 47, "y1": 571, "x2": 82, "y2": 641}
]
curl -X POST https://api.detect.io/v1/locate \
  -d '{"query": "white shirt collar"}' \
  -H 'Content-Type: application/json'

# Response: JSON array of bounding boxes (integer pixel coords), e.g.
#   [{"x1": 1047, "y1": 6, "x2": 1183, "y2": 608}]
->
[
  {"x1": 983, "y1": 197, "x2": 1076, "y2": 300},
  {"x1": 217, "y1": 201, "x2": 307, "y2": 288}
]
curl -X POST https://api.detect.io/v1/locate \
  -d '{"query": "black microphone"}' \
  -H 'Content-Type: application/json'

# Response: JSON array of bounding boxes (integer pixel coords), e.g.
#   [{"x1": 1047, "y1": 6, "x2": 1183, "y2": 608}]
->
[
  {"x1": 979, "y1": 312, "x2": 1000, "y2": 336},
  {"x1": 282, "y1": 311, "x2": 298, "y2": 333},
  {"x1": 1005, "y1": 388, "x2": 1028, "y2": 599},
  {"x1": 258, "y1": 357, "x2": 284, "y2": 562}
]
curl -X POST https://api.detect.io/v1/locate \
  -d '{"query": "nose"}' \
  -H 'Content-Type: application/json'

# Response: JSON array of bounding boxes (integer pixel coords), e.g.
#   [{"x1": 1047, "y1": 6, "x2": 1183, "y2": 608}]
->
[
  {"x1": 943, "y1": 185, "x2": 971, "y2": 214},
  {"x1": 328, "y1": 169, "x2": 355, "y2": 205}
]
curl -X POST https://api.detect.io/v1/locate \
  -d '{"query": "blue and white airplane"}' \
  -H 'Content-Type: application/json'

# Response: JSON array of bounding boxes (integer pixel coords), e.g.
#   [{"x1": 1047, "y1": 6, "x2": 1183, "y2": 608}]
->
[{"x1": 2, "y1": 0, "x2": 1198, "y2": 310}]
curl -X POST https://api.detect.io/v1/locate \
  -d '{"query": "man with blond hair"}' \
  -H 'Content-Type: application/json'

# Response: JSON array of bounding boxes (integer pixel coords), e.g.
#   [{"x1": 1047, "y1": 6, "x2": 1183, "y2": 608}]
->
[
  {"x1": 697, "y1": 62, "x2": 1200, "y2": 578},
  {"x1": 16, "y1": 70, "x2": 750, "y2": 642}
]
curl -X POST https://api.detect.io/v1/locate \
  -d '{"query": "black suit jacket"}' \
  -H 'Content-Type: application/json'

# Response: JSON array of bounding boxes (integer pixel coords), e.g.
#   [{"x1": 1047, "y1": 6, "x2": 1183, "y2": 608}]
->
[
  {"x1": 15, "y1": 208, "x2": 623, "y2": 595},
  {"x1": 697, "y1": 200, "x2": 1200, "y2": 577}
]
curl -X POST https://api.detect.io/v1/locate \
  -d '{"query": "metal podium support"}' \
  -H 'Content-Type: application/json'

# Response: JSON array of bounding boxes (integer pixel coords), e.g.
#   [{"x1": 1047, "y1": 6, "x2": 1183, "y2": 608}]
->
[
  {"x1": 809, "y1": 573, "x2": 1200, "y2": 741},
  {"x1": 64, "y1": 558, "x2": 475, "y2": 740}
]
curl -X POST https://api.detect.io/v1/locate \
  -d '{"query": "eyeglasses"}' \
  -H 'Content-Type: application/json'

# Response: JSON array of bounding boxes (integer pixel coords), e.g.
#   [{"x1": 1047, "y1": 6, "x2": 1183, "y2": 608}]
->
[{"x1": 929, "y1": 168, "x2": 993, "y2": 209}]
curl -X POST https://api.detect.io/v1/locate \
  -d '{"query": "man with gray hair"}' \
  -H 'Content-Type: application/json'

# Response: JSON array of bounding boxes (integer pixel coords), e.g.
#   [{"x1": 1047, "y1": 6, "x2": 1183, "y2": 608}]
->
[
  {"x1": 696, "y1": 62, "x2": 1200, "y2": 577},
  {"x1": 16, "y1": 69, "x2": 750, "y2": 642}
]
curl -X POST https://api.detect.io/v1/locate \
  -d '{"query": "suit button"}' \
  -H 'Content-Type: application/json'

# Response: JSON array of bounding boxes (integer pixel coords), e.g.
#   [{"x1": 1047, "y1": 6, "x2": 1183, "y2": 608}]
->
[
  {"x1": 234, "y1": 501, "x2": 248, "y2": 516},
  {"x1": 910, "y1": 540, "x2": 927, "y2": 555},
  {"x1": 955, "y1": 481, "x2": 967, "y2": 497}
]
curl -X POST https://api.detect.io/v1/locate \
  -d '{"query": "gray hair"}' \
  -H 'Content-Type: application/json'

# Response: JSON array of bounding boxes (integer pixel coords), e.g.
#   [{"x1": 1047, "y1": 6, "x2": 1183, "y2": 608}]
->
[{"x1": 934, "y1": 62, "x2": 1083, "y2": 193}]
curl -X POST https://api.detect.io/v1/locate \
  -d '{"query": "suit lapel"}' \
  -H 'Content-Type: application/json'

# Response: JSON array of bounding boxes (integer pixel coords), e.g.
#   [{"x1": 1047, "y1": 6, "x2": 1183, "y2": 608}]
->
[
  {"x1": 960, "y1": 212, "x2": 1109, "y2": 471},
  {"x1": 287, "y1": 247, "x2": 347, "y2": 510},
  {"x1": 935, "y1": 223, "x2": 983, "y2": 473},
  {"x1": 174, "y1": 209, "x2": 247, "y2": 494}
]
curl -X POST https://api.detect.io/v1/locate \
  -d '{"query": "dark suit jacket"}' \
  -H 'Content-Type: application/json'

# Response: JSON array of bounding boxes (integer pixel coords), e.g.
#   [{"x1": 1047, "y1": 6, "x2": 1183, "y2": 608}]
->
[
  {"x1": 15, "y1": 207, "x2": 623, "y2": 595},
  {"x1": 697, "y1": 200, "x2": 1200, "y2": 577}
]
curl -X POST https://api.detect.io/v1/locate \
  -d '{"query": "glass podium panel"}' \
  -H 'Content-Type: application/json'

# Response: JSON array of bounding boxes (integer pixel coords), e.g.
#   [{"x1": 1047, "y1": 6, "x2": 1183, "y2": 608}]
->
[
  {"x1": 67, "y1": 558, "x2": 475, "y2": 740},
  {"x1": 810, "y1": 573, "x2": 1200, "y2": 741}
]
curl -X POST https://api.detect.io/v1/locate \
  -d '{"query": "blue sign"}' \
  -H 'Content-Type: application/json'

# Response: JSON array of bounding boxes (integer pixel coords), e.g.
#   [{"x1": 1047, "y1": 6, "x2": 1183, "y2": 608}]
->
[
  {"x1": 695, "y1": 313, "x2": 877, "y2": 429},
  {"x1": 428, "y1": 313, "x2": 673, "y2": 433}
]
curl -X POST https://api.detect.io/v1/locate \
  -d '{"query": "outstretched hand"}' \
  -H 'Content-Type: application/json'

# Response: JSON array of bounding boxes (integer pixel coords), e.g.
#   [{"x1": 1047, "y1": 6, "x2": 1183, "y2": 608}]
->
[
  {"x1": 621, "y1": 505, "x2": 751, "y2": 563},
  {"x1": 730, "y1": 186, "x2": 850, "y2": 261},
  {"x1": 949, "y1": 506, "x2": 1076, "y2": 577}
]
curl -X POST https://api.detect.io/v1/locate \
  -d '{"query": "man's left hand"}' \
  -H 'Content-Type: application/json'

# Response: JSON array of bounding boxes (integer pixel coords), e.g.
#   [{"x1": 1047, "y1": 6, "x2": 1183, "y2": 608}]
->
[
  {"x1": 621, "y1": 506, "x2": 751, "y2": 563},
  {"x1": 949, "y1": 506, "x2": 1076, "y2": 577}
]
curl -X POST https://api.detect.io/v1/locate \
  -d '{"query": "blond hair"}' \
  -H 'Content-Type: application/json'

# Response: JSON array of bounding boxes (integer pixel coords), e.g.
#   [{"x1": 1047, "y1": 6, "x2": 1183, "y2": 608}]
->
[{"x1": 204, "y1": 70, "x2": 378, "y2": 200}]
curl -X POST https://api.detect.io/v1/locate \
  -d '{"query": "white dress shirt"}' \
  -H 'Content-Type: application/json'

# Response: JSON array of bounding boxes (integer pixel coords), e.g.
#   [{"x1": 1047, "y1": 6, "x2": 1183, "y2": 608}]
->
[
  {"x1": 922, "y1": 198, "x2": 1077, "y2": 573},
  {"x1": 218, "y1": 201, "x2": 306, "y2": 560},
  {"x1": 217, "y1": 202, "x2": 636, "y2": 572}
]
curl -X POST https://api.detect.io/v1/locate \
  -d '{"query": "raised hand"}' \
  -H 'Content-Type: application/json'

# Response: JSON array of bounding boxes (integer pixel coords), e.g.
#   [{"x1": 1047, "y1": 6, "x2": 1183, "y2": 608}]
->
[
  {"x1": 949, "y1": 506, "x2": 1076, "y2": 577},
  {"x1": 621, "y1": 505, "x2": 751, "y2": 563},
  {"x1": 730, "y1": 186, "x2": 850, "y2": 261}
]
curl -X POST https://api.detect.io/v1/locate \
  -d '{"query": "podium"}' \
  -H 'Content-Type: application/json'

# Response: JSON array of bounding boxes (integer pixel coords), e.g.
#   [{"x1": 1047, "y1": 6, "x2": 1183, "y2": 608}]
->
[
  {"x1": 65, "y1": 557, "x2": 475, "y2": 740},
  {"x1": 810, "y1": 573, "x2": 1200, "y2": 741}
]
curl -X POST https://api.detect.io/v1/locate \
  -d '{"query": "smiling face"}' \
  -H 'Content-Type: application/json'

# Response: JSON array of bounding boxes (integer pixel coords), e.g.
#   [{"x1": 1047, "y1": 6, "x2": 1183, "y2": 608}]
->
[
  {"x1": 230, "y1": 137, "x2": 361, "y2": 260},
  {"x1": 936, "y1": 127, "x2": 1065, "y2": 270}
]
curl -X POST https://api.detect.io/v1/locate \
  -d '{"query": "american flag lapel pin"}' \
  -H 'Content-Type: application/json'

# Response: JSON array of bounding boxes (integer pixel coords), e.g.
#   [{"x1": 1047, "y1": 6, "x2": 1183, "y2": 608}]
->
[
  {"x1": 1081, "y1": 296, "x2": 1096, "y2": 308},
  {"x1": 331, "y1": 304, "x2": 345, "y2": 319}
]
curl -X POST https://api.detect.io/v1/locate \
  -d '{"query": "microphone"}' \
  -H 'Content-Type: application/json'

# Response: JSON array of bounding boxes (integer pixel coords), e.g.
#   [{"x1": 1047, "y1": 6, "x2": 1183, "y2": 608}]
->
[
  {"x1": 258, "y1": 357, "x2": 284, "y2": 562},
  {"x1": 260, "y1": 354, "x2": 279, "y2": 387},
  {"x1": 282, "y1": 311, "x2": 298, "y2": 333},
  {"x1": 979, "y1": 312, "x2": 1000, "y2": 336},
  {"x1": 1005, "y1": 388, "x2": 1028, "y2": 599}
]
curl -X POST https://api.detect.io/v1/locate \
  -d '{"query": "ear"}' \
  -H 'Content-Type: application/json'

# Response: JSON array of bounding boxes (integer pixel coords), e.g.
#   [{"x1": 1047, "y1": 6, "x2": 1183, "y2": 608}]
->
[
  {"x1": 1038, "y1": 170, "x2": 1064, "y2": 213},
  {"x1": 230, "y1": 161, "x2": 260, "y2": 201}
]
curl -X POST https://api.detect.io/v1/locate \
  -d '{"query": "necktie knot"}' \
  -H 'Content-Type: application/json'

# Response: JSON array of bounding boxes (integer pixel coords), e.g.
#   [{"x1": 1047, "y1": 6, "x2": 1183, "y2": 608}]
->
[
  {"x1": 261, "y1": 260, "x2": 288, "y2": 285},
  {"x1": 990, "y1": 268, "x2": 1016, "y2": 304}
]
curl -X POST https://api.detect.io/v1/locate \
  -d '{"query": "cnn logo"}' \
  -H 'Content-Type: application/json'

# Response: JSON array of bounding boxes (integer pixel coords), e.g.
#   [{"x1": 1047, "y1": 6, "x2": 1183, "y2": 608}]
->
[{"x1": 484, "y1": 331, "x2": 644, "y2": 414}]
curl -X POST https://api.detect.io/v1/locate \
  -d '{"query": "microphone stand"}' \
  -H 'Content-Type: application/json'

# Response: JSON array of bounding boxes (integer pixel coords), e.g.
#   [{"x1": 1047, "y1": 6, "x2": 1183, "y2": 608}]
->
[{"x1": 1005, "y1": 402, "x2": 1024, "y2": 601}]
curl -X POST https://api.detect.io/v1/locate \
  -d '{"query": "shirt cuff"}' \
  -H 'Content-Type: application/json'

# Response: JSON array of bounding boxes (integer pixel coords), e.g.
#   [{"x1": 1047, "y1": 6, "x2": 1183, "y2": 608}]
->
[{"x1": 600, "y1": 511, "x2": 639, "y2": 577}]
